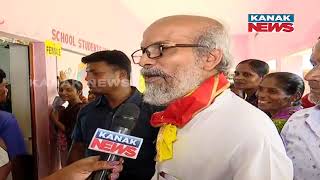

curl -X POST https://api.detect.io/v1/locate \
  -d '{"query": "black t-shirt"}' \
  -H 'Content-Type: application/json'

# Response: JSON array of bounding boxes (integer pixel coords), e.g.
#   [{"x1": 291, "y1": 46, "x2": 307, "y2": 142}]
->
[{"x1": 72, "y1": 88, "x2": 164, "y2": 180}]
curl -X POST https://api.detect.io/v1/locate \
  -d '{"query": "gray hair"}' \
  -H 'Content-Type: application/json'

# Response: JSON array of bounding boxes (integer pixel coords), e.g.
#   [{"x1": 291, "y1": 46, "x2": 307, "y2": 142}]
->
[{"x1": 193, "y1": 23, "x2": 233, "y2": 74}]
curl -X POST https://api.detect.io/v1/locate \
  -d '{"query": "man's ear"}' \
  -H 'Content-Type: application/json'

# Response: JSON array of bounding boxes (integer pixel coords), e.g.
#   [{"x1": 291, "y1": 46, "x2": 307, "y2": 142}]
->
[
  {"x1": 202, "y1": 49, "x2": 223, "y2": 71},
  {"x1": 119, "y1": 69, "x2": 128, "y2": 80}
]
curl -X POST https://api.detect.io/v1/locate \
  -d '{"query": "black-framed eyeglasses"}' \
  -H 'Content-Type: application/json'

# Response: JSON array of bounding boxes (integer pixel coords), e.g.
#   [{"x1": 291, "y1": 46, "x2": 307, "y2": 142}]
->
[{"x1": 131, "y1": 43, "x2": 211, "y2": 64}]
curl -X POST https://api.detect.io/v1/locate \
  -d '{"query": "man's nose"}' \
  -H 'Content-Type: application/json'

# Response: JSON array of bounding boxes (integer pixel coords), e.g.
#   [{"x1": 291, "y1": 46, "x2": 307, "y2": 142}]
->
[
  {"x1": 305, "y1": 67, "x2": 318, "y2": 81},
  {"x1": 138, "y1": 53, "x2": 156, "y2": 68}
]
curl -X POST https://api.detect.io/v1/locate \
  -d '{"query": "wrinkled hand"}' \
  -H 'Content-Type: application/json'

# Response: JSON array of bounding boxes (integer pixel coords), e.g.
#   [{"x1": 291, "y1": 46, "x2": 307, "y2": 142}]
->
[{"x1": 43, "y1": 156, "x2": 123, "y2": 180}]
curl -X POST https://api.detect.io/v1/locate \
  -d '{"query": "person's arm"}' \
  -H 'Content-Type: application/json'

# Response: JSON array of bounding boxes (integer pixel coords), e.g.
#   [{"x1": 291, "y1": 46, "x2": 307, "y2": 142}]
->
[
  {"x1": 50, "y1": 109, "x2": 65, "y2": 132},
  {"x1": 67, "y1": 111, "x2": 85, "y2": 165},
  {"x1": 0, "y1": 162, "x2": 11, "y2": 180},
  {"x1": 43, "y1": 156, "x2": 122, "y2": 180},
  {"x1": 0, "y1": 139, "x2": 11, "y2": 180},
  {"x1": 1, "y1": 114, "x2": 27, "y2": 159}
]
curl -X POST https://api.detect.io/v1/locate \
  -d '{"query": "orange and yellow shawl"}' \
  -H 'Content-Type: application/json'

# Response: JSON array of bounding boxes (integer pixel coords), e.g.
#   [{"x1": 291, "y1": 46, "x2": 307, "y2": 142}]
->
[{"x1": 150, "y1": 73, "x2": 230, "y2": 162}]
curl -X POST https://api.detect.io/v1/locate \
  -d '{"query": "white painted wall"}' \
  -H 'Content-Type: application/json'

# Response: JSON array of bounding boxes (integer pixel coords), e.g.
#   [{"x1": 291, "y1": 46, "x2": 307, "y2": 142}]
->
[{"x1": 0, "y1": 47, "x2": 10, "y2": 81}]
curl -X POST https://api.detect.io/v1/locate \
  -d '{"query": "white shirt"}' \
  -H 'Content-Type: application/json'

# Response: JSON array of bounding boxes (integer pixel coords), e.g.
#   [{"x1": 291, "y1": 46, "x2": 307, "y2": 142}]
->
[
  {"x1": 0, "y1": 146, "x2": 9, "y2": 167},
  {"x1": 281, "y1": 106, "x2": 320, "y2": 180},
  {"x1": 0, "y1": 145, "x2": 11, "y2": 180},
  {"x1": 152, "y1": 90, "x2": 293, "y2": 180}
]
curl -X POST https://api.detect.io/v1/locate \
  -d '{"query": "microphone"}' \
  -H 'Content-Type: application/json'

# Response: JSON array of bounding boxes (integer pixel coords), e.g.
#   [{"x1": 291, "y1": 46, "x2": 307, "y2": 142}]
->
[{"x1": 91, "y1": 103, "x2": 141, "y2": 180}]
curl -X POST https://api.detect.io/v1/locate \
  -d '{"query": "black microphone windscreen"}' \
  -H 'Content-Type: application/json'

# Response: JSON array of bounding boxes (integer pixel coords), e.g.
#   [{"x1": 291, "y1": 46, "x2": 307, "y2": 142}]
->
[{"x1": 112, "y1": 103, "x2": 140, "y2": 130}]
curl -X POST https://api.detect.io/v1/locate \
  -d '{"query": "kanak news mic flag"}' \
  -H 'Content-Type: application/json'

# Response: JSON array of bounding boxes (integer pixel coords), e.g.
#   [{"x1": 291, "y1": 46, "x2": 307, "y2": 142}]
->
[
  {"x1": 89, "y1": 128, "x2": 143, "y2": 159},
  {"x1": 90, "y1": 103, "x2": 142, "y2": 180}
]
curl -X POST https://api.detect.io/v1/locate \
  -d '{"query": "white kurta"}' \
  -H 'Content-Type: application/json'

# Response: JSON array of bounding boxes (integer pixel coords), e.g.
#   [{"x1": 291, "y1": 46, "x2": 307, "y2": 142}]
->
[{"x1": 152, "y1": 89, "x2": 293, "y2": 180}]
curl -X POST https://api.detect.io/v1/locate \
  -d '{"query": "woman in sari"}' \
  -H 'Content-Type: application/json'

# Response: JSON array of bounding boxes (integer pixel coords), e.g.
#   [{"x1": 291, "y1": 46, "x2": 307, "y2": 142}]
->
[
  {"x1": 234, "y1": 59, "x2": 269, "y2": 107},
  {"x1": 257, "y1": 72, "x2": 305, "y2": 132}
]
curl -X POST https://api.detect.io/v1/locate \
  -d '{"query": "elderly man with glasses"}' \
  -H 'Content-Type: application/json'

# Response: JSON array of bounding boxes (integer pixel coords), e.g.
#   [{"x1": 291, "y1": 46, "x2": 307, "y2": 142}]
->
[{"x1": 132, "y1": 15, "x2": 293, "y2": 180}]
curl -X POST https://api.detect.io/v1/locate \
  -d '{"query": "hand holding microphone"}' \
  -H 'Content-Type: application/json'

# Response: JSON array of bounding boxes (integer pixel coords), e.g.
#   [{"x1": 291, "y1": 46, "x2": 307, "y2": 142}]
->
[
  {"x1": 42, "y1": 156, "x2": 123, "y2": 180},
  {"x1": 90, "y1": 103, "x2": 142, "y2": 180}
]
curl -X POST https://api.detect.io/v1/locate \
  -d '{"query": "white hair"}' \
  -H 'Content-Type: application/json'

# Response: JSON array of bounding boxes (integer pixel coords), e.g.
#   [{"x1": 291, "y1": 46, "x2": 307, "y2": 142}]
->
[{"x1": 194, "y1": 22, "x2": 233, "y2": 74}]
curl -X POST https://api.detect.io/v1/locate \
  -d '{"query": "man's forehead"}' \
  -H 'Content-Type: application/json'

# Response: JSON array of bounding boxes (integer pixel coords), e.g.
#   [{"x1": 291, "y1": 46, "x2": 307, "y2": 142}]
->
[
  {"x1": 141, "y1": 15, "x2": 220, "y2": 46},
  {"x1": 86, "y1": 61, "x2": 107, "y2": 70},
  {"x1": 141, "y1": 24, "x2": 196, "y2": 47}
]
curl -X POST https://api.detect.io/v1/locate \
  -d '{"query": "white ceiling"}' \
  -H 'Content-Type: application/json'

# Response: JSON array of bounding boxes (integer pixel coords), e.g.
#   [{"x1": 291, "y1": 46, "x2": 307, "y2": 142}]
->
[
  {"x1": 119, "y1": 0, "x2": 275, "y2": 34},
  {"x1": 1, "y1": 0, "x2": 318, "y2": 60},
  {"x1": 118, "y1": 0, "x2": 319, "y2": 36},
  {"x1": 116, "y1": 0, "x2": 320, "y2": 60}
]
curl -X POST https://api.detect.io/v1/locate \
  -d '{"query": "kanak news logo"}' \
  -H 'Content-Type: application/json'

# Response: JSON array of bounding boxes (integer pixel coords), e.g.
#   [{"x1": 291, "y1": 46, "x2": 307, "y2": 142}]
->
[
  {"x1": 89, "y1": 128, "x2": 143, "y2": 159},
  {"x1": 248, "y1": 14, "x2": 294, "y2": 32}
]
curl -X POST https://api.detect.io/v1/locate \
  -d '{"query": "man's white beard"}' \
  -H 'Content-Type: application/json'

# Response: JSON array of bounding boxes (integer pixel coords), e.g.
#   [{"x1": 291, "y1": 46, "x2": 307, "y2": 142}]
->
[
  {"x1": 143, "y1": 63, "x2": 204, "y2": 106},
  {"x1": 309, "y1": 92, "x2": 320, "y2": 105}
]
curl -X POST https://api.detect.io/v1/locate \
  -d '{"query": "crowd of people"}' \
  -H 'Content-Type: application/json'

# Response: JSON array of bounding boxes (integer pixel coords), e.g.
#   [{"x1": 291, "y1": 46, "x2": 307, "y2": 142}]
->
[
  {"x1": 232, "y1": 60, "x2": 305, "y2": 132},
  {"x1": 0, "y1": 15, "x2": 319, "y2": 180}
]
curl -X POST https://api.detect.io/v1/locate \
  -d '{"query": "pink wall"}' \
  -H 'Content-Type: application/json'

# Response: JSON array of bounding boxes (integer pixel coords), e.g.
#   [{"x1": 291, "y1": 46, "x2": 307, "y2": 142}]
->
[
  {"x1": 231, "y1": 34, "x2": 251, "y2": 62},
  {"x1": 1, "y1": 0, "x2": 319, "y2": 73},
  {"x1": 231, "y1": 0, "x2": 320, "y2": 63},
  {"x1": 0, "y1": 0, "x2": 146, "y2": 54},
  {"x1": 30, "y1": 42, "x2": 51, "y2": 179},
  {"x1": 0, "y1": 0, "x2": 146, "y2": 86}
]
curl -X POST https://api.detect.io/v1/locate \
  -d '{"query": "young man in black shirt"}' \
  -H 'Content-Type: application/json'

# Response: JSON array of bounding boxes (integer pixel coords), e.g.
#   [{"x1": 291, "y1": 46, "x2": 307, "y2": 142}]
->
[{"x1": 68, "y1": 50, "x2": 163, "y2": 180}]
